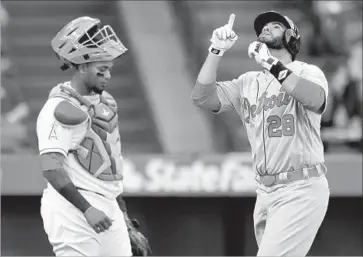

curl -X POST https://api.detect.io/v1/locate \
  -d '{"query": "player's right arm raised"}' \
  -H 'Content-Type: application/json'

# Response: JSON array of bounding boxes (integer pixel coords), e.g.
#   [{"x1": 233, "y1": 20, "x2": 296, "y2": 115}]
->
[
  {"x1": 37, "y1": 99, "x2": 113, "y2": 233},
  {"x1": 191, "y1": 14, "x2": 238, "y2": 112}
]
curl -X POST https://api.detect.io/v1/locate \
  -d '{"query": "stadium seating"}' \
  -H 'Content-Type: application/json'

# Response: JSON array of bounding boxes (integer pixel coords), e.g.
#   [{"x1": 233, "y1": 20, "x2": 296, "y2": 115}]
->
[{"x1": 3, "y1": 1, "x2": 162, "y2": 154}]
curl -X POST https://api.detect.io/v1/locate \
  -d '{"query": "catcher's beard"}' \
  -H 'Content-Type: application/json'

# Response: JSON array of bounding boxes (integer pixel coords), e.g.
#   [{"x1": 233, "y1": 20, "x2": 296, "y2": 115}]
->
[
  {"x1": 91, "y1": 86, "x2": 103, "y2": 95},
  {"x1": 85, "y1": 82, "x2": 104, "y2": 94}
]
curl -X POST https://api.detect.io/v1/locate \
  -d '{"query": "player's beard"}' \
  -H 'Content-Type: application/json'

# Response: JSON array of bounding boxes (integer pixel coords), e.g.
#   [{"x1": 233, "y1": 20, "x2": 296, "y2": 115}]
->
[
  {"x1": 91, "y1": 85, "x2": 103, "y2": 95},
  {"x1": 85, "y1": 82, "x2": 104, "y2": 95},
  {"x1": 84, "y1": 75, "x2": 104, "y2": 95},
  {"x1": 258, "y1": 34, "x2": 284, "y2": 50}
]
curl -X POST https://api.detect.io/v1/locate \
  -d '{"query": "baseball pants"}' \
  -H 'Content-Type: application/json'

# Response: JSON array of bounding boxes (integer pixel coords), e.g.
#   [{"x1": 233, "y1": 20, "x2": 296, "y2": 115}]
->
[
  {"x1": 40, "y1": 186, "x2": 132, "y2": 256},
  {"x1": 254, "y1": 175, "x2": 330, "y2": 256}
]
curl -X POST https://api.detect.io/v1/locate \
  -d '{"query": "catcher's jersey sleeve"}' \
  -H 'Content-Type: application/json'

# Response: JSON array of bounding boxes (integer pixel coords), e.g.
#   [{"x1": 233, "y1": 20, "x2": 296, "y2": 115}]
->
[
  {"x1": 300, "y1": 64, "x2": 329, "y2": 114},
  {"x1": 214, "y1": 74, "x2": 245, "y2": 114},
  {"x1": 36, "y1": 98, "x2": 84, "y2": 157}
]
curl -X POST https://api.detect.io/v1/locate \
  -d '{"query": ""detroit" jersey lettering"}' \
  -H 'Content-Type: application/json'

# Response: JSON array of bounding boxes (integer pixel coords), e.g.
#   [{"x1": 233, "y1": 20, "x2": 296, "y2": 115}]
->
[{"x1": 215, "y1": 60, "x2": 329, "y2": 176}]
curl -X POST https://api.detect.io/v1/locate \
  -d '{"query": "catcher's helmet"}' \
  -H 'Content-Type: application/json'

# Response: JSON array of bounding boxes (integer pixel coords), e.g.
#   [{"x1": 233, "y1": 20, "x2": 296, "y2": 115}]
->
[
  {"x1": 254, "y1": 11, "x2": 301, "y2": 60},
  {"x1": 51, "y1": 16, "x2": 127, "y2": 70}
]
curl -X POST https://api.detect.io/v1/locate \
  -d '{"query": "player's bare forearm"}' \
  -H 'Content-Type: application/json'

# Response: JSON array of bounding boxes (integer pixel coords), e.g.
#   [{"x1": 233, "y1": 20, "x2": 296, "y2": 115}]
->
[
  {"x1": 40, "y1": 153, "x2": 92, "y2": 213},
  {"x1": 282, "y1": 73, "x2": 325, "y2": 113},
  {"x1": 197, "y1": 53, "x2": 222, "y2": 84},
  {"x1": 192, "y1": 53, "x2": 222, "y2": 111}
]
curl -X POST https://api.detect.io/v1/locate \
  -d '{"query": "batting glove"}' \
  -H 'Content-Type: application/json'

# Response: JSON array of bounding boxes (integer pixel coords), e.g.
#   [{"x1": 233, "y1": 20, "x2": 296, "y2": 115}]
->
[
  {"x1": 209, "y1": 14, "x2": 238, "y2": 56},
  {"x1": 248, "y1": 41, "x2": 279, "y2": 71},
  {"x1": 248, "y1": 41, "x2": 293, "y2": 84}
]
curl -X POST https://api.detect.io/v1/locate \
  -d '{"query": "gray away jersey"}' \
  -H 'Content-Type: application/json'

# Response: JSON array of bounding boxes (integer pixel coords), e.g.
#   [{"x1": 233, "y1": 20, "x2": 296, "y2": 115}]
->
[{"x1": 216, "y1": 60, "x2": 329, "y2": 176}]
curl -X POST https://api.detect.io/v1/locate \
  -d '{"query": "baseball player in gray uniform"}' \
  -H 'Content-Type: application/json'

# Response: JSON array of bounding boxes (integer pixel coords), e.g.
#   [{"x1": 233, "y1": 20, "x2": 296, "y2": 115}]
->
[{"x1": 191, "y1": 11, "x2": 330, "y2": 256}]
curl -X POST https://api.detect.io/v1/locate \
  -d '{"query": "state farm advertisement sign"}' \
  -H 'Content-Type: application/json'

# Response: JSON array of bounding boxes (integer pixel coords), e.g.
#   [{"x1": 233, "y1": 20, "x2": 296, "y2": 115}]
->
[
  {"x1": 1, "y1": 153, "x2": 361, "y2": 196},
  {"x1": 120, "y1": 154, "x2": 257, "y2": 196}
]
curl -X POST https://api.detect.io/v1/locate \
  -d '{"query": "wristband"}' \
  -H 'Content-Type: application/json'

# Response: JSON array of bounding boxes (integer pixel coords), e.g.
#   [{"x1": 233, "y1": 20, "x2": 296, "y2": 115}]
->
[
  {"x1": 208, "y1": 45, "x2": 225, "y2": 56},
  {"x1": 84, "y1": 206, "x2": 94, "y2": 215},
  {"x1": 269, "y1": 60, "x2": 293, "y2": 84}
]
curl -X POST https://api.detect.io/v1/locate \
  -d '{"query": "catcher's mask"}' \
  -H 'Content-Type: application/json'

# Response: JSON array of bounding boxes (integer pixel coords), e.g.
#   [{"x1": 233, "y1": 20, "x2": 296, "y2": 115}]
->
[
  {"x1": 51, "y1": 16, "x2": 128, "y2": 70},
  {"x1": 254, "y1": 10, "x2": 301, "y2": 60}
]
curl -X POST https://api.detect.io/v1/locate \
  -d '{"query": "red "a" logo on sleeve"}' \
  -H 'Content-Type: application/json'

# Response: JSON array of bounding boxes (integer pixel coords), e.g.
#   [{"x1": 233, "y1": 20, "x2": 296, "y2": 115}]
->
[{"x1": 48, "y1": 123, "x2": 58, "y2": 140}]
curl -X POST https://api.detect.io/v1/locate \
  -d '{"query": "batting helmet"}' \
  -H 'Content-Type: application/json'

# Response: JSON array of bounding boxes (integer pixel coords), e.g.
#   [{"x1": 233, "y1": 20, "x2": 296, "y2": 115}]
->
[
  {"x1": 51, "y1": 16, "x2": 128, "y2": 70},
  {"x1": 254, "y1": 11, "x2": 301, "y2": 60}
]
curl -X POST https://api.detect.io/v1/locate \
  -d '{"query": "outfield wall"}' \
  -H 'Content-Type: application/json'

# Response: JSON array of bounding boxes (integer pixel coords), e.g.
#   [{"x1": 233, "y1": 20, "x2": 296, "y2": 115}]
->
[{"x1": 1, "y1": 153, "x2": 362, "y2": 256}]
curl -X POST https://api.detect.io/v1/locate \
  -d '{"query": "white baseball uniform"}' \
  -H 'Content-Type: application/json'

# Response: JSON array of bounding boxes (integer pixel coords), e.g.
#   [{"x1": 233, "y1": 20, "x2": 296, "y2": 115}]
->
[
  {"x1": 215, "y1": 60, "x2": 330, "y2": 256},
  {"x1": 37, "y1": 81, "x2": 132, "y2": 256}
]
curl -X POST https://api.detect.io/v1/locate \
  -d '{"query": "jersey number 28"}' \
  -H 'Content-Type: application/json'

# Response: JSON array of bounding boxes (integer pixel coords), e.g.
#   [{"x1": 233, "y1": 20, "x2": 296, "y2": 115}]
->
[{"x1": 267, "y1": 114, "x2": 295, "y2": 137}]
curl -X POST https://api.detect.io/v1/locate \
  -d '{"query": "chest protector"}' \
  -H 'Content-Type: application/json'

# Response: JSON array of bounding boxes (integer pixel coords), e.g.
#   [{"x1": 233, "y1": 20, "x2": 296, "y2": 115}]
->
[{"x1": 50, "y1": 85, "x2": 123, "y2": 181}]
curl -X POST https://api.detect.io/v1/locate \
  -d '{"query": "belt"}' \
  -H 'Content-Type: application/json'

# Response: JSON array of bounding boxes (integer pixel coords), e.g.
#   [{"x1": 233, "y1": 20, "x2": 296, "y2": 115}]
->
[{"x1": 256, "y1": 164, "x2": 327, "y2": 187}]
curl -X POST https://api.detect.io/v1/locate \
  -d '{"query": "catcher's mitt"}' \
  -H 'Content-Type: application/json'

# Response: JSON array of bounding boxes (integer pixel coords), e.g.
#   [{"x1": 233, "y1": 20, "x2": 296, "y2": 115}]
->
[{"x1": 128, "y1": 219, "x2": 151, "y2": 256}]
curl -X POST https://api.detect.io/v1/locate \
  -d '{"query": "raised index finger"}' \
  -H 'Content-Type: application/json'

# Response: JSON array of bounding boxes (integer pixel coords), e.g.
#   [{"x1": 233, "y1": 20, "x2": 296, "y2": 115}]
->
[{"x1": 227, "y1": 13, "x2": 235, "y2": 29}]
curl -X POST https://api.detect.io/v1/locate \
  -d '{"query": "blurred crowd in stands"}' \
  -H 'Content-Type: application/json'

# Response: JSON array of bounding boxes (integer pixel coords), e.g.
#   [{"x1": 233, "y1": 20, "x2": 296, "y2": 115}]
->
[
  {"x1": 1, "y1": 3, "x2": 31, "y2": 154},
  {"x1": 1, "y1": 1, "x2": 361, "y2": 154},
  {"x1": 302, "y1": 1, "x2": 362, "y2": 152}
]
